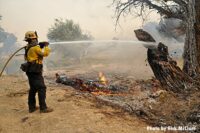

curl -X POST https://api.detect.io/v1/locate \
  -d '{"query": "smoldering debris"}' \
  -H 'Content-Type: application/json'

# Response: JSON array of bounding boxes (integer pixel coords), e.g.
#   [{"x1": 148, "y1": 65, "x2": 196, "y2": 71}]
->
[
  {"x1": 55, "y1": 73, "x2": 128, "y2": 94},
  {"x1": 54, "y1": 72, "x2": 199, "y2": 132}
]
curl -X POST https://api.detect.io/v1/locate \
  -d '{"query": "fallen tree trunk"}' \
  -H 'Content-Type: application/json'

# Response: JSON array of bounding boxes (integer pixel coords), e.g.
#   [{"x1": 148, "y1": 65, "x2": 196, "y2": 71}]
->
[{"x1": 134, "y1": 29, "x2": 199, "y2": 92}]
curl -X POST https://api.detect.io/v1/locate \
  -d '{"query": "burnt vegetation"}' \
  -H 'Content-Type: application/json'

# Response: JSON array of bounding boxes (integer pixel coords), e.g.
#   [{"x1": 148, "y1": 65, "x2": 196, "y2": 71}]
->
[
  {"x1": 113, "y1": 0, "x2": 200, "y2": 91},
  {"x1": 110, "y1": 0, "x2": 200, "y2": 131},
  {"x1": 134, "y1": 29, "x2": 200, "y2": 92},
  {"x1": 112, "y1": 0, "x2": 187, "y2": 24}
]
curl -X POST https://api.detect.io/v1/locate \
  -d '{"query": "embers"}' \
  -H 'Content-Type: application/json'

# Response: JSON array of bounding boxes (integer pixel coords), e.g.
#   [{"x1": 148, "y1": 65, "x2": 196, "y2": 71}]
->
[{"x1": 55, "y1": 73, "x2": 127, "y2": 95}]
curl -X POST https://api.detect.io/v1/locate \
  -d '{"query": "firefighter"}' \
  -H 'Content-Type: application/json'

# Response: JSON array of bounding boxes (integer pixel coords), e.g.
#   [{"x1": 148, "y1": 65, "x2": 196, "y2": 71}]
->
[{"x1": 24, "y1": 31, "x2": 53, "y2": 113}]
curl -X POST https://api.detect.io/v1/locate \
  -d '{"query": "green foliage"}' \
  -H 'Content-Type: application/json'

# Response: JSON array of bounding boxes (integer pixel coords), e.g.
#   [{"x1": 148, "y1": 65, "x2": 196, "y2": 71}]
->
[{"x1": 47, "y1": 18, "x2": 93, "y2": 41}]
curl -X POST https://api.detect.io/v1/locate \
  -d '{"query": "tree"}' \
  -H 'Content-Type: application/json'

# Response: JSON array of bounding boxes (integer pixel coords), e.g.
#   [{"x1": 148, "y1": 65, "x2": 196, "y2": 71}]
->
[
  {"x1": 135, "y1": 29, "x2": 200, "y2": 92},
  {"x1": 113, "y1": 0, "x2": 200, "y2": 76},
  {"x1": 0, "y1": 16, "x2": 17, "y2": 55},
  {"x1": 183, "y1": 0, "x2": 200, "y2": 78},
  {"x1": 113, "y1": 0, "x2": 188, "y2": 20},
  {"x1": 47, "y1": 18, "x2": 93, "y2": 42}
]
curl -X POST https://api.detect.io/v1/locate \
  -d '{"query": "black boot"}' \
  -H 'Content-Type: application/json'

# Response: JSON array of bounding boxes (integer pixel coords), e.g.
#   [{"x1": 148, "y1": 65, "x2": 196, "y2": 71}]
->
[{"x1": 40, "y1": 107, "x2": 53, "y2": 113}]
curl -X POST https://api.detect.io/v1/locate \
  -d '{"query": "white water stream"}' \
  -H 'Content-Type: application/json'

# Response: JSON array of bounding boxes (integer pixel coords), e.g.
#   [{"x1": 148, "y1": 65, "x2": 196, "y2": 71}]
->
[{"x1": 1, "y1": 40, "x2": 182, "y2": 78}]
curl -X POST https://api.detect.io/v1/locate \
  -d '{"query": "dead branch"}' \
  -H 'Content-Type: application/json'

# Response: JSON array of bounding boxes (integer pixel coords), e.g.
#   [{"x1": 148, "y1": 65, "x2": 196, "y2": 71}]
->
[{"x1": 112, "y1": 0, "x2": 187, "y2": 26}]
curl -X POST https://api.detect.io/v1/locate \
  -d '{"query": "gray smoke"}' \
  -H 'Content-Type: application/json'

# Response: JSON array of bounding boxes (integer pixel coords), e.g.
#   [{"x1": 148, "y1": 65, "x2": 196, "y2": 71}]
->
[
  {"x1": 143, "y1": 18, "x2": 185, "y2": 58},
  {"x1": 45, "y1": 41, "x2": 154, "y2": 79},
  {"x1": 0, "y1": 29, "x2": 18, "y2": 55},
  {"x1": 0, "y1": 27, "x2": 22, "y2": 75}
]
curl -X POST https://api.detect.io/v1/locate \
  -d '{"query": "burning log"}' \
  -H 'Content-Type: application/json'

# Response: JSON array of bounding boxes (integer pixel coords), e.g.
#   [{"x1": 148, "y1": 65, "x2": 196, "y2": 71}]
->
[
  {"x1": 55, "y1": 73, "x2": 127, "y2": 95},
  {"x1": 134, "y1": 29, "x2": 199, "y2": 92}
]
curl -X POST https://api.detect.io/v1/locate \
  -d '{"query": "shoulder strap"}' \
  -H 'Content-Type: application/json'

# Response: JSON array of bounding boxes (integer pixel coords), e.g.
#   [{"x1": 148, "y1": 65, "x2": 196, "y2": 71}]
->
[
  {"x1": 25, "y1": 46, "x2": 31, "y2": 58},
  {"x1": 24, "y1": 41, "x2": 39, "y2": 58},
  {"x1": 24, "y1": 45, "x2": 34, "y2": 61},
  {"x1": 24, "y1": 45, "x2": 41, "y2": 63}
]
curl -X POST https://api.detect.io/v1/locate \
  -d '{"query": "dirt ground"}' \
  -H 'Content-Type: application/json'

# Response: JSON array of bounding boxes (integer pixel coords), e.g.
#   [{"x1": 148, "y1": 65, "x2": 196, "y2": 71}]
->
[
  {"x1": 0, "y1": 43, "x2": 197, "y2": 133},
  {"x1": 0, "y1": 75, "x2": 163, "y2": 133}
]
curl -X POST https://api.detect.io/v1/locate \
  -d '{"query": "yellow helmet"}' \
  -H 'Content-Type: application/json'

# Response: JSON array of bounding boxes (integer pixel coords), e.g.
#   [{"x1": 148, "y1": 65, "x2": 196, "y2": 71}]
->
[{"x1": 24, "y1": 31, "x2": 38, "y2": 41}]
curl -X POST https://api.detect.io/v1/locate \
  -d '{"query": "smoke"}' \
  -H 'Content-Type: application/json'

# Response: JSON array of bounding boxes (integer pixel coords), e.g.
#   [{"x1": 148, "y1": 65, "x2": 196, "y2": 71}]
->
[
  {"x1": 0, "y1": 29, "x2": 18, "y2": 55},
  {"x1": 45, "y1": 41, "x2": 153, "y2": 79},
  {"x1": 0, "y1": 42, "x2": 3, "y2": 48},
  {"x1": 0, "y1": 28, "x2": 23, "y2": 75},
  {"x1": 1, "y1": 18, "x2": 185, "y2": 77},
  {"x1": 142, "y1": 18, "x2": 185, "y2": 58}
]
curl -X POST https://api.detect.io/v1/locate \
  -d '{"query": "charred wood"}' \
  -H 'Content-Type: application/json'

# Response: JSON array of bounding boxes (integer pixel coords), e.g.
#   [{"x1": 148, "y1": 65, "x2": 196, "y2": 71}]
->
[
  {"x1": 55, "y1": 73, "x2": 128, "y2": 94},
  {"x1": 134, "y1": 29, "x2": 199, "y2": 92}
]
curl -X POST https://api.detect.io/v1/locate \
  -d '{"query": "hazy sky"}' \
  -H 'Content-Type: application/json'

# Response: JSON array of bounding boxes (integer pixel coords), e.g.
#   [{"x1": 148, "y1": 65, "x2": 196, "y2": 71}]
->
[{"x1": 0, "y1": 0, "x2": 159, "y2": 44}]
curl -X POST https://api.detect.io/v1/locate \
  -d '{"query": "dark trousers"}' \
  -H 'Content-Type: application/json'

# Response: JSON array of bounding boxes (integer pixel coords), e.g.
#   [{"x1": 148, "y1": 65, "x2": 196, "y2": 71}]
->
[{"x1": 26, "y1": 72, "x2": 47, "y2": 110}]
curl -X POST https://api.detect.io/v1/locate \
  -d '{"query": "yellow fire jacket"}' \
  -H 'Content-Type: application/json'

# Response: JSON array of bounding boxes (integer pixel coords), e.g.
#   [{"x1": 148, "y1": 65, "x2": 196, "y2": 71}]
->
[{"x1": 26, "y1": 45, "x2": 50, "y2": 64}]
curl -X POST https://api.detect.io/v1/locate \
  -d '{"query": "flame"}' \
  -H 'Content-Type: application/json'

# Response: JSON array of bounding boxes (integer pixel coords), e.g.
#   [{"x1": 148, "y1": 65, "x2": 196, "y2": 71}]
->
[
  {"x1": 91, "y1": 91, "x2": 127, "y2": 96},
  {"x1": 91, "y1": 91, "x2": 111, "y2": 96},
  {"x1": 98, "y1": 72, "x2": 108, "y2": 85}
]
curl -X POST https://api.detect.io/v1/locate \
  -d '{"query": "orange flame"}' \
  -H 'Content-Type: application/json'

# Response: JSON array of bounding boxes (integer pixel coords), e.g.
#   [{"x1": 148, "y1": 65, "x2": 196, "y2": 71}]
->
[
  {"x1": 91, "y1": 91, "x2": 114, "y2": 96},
  {"x1": 99, "y1": 72, "x2": 108, "y2": 85}
]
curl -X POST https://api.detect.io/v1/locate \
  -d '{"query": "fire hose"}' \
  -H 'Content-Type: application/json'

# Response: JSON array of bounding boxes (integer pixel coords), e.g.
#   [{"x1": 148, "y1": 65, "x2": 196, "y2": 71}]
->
[
  {"x1": 0, "y1": 42, "x2": 49, "y2": 77},
  {"x1": 0, "y1": 46, "x2": 25, "y2": 77}
]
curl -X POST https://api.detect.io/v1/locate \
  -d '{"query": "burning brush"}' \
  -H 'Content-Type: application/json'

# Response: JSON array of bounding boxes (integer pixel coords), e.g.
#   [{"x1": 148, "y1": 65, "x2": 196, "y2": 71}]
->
[
  {"x1": 55, "y1": 72, "x2": 128, "y2": 95},
  {"x1": 98, "y1": 72, "x2": 108, "y2": 85}
]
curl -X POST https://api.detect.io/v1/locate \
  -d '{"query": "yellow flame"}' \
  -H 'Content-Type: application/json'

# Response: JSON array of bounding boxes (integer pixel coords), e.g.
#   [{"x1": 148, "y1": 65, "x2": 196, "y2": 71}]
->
[
  {"x1": 99, "y1": 72, "x2": 107, "y2": 85},
  {"x1": 91, "y1": 91, "x2": 111, "y2": 96}
]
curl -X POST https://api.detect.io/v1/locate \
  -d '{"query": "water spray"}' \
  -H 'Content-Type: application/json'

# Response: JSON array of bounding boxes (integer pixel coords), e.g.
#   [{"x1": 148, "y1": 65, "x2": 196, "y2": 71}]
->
[{"x1": 0, "y1": 40, "x2": 156, "y2": 77}]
